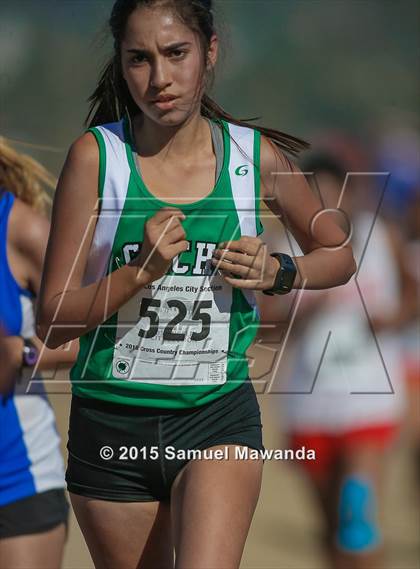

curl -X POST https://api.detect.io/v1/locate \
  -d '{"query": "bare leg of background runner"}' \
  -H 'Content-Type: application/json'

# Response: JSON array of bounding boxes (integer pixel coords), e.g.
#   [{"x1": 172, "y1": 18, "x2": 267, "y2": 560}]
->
[
  {"x1": 171, "y1": 444, "x2": 263, "y2": 569},
  {"x1": 69, "y1": 495, "x2": 174, "y2": 569},
  {"x1": 0, "y1": 523, "x2": 66, "y2": 569},
  {"x1": 309, "y1": 463, "x2": 343, "y2": 565}
]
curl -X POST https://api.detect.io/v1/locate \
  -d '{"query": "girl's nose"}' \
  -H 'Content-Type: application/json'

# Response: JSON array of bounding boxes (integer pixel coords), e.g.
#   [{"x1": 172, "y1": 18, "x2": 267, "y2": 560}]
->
[{"x1": 150, "y1": 58, "x2": 171, "y2": 90}]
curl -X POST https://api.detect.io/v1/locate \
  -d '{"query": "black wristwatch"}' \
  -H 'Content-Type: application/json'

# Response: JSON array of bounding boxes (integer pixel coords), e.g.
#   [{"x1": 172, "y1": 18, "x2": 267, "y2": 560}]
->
[
  {"x1": 22, "y1": 338, "x2": 39, "y2": 367},
  {"x1": 262, "y1": 253, "x2": 297, "y2": 296}
]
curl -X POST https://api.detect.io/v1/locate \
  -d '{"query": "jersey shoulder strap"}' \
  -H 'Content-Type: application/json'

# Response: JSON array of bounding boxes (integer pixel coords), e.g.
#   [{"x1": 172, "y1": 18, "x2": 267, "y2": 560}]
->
[
  {"x1": 226, "y1": 122, "x2": 263, "y2": 237},
  {"x1": 87, "y1": 119, "x2": 130, "y2": 201},
  {"x1": 83, "y1": 119, "x2": 132, "y2": 285}
]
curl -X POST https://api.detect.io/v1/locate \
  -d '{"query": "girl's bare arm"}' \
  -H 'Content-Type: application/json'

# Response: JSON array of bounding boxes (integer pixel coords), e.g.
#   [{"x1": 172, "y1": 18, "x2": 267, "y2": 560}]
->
[
  {"x1": 260, "y1": 136, "x2": 356, "y2": 289},
  {"x1": 36, "y1": 133, "x2": 187, "y2": 349},
  {"x1": 10, "y1": 199, "x2": 80, "y2": 366},
  {"x1": 0, "y1": 334, "x2": 23, "y2": 394}
]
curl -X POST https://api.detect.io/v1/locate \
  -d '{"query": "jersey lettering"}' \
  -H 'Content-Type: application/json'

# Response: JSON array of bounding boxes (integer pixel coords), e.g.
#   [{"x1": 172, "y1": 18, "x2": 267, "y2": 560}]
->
[{"x1": 121, "y1": 241, "x2": 217, "y2": 276}]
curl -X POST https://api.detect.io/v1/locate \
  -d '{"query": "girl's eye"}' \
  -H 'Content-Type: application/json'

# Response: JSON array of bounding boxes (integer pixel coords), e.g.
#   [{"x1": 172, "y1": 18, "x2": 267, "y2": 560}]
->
[
  {"x1": 130, "y1": 50, "x2": 186, "y2": 65},
  {"x1": 171, "y1": 49, "x2": 187, "y2": 59},
  {"x1": 131, "y1": 54, "x2": 146, "y2": 64}
]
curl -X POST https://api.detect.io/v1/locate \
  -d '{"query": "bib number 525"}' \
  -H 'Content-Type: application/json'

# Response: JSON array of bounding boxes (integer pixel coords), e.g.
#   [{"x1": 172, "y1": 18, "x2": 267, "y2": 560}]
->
[{"x1": 138, "y1": 298, "x2": 212, "y2": 342}]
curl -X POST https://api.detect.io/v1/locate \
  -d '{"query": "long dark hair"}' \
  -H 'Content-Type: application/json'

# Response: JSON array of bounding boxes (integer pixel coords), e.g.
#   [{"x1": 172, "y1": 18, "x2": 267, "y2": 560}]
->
[{"x1": 86, "y1": 0, "x2": 309, "y2": 159}]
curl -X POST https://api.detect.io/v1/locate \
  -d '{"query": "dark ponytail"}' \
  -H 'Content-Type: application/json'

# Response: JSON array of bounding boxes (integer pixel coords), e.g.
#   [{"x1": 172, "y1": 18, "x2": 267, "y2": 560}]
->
[
  {"x1": 200, "y1": 94, "x2": 308, "y2": 158},
  {"x1": 86, "y1": 57, "x2": 139, "y2": 126},
  {"x1": 86, "y1": 0, "x2": 309, "y2": 158}
]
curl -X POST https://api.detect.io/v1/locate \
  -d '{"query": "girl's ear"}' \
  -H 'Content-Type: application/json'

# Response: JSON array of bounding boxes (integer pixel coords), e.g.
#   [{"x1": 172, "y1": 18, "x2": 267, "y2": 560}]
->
[{"x1": 206, "y1": 34, "x2": 218, "y2": 70}]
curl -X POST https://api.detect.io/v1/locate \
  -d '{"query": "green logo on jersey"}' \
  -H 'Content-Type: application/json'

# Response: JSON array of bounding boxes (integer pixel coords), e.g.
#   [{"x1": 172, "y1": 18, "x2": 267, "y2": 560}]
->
[{"x1": 235, "y1": 165, "x2": 249, "y2": 176}]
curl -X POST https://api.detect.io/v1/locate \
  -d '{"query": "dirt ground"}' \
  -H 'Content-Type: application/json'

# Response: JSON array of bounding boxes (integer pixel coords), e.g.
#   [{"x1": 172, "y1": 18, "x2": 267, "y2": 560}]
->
[{"x1": 48, "y1": 350, "x2": 420, "y2": 569}]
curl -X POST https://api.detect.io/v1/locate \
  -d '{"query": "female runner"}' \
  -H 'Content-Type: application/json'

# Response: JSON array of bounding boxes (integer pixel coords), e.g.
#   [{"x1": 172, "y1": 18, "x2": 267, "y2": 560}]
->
[
  {"x1": 0, "y1": 138, "x2": 78, "y2": 568},
  {"x1": 36, "y1": 1, "x2": 356, "y2": 567}
]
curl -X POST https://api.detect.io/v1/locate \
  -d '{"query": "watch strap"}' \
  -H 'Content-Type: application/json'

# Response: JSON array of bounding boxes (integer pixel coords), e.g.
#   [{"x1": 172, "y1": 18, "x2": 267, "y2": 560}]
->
[{"x1": 262, "y1": 252, "x2": 297, "y2": 296}]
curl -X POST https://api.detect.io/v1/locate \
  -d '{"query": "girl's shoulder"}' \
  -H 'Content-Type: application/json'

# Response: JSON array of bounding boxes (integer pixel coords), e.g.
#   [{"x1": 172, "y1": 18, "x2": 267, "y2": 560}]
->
[
  {"x1": 66, "y1": 130, "x2": 101, "y2": 173},
  {"x1": 259, "y1": 133, "x2": 296, "y2": 200},
  {"x1": 8, "y1": 196, "x2": 49, "y2": 254},
  {"x1": 260, "y1": 134, "x2": 294, "y2": 173},
  {"x1": 5, "y1": 195, "x2": 49, "y2": 295}
]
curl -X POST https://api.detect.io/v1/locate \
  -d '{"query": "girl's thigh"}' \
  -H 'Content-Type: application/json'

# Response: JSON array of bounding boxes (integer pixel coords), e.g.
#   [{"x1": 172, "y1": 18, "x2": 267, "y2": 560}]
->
[
  {"x1": 0, "y1": 523, "x2": 66, "y2": 569},
  {"x1": 70, "y1": 493, "x2": 174, "y2": 569},
  {"x1": 170, "y1": 444, "x2": 263, "y2": 569}
]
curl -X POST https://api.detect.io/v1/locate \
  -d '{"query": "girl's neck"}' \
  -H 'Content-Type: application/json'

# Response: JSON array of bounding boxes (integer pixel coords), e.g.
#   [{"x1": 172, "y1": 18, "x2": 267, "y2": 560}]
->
[{"x1": 131, "y1": 111, "x2": 211, "y2": 164}]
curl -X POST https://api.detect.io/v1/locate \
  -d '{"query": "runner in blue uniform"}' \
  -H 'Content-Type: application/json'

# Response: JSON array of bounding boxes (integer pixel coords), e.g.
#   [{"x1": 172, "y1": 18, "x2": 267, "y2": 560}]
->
[{"x1": 0, "y1": 138, "x2": 78, "y2": 568}]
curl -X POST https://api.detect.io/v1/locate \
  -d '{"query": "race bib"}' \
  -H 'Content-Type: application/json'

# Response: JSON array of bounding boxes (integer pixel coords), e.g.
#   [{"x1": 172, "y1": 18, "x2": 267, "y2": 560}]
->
[{"x1": 112, "y1": 273, "x2": 231, "y2": 385}]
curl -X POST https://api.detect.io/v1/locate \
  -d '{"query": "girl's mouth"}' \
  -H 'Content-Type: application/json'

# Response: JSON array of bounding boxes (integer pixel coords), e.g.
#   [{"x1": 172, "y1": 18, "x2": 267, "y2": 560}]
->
[{"x1": 152, "y1": 98, "x2": 179, "y2": 110}]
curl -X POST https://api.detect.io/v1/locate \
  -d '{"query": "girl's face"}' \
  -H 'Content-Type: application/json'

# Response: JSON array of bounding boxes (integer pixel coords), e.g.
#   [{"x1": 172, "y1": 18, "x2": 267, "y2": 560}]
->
[{"x1": 121, "y1": 5, "x2": 217, "y2": 125}]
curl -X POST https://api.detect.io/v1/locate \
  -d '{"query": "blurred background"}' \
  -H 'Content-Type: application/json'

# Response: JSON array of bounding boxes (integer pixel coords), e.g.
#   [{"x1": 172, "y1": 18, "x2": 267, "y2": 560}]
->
[{"x1": 1, "y1": 1, "x2": 419, "y2": 568}]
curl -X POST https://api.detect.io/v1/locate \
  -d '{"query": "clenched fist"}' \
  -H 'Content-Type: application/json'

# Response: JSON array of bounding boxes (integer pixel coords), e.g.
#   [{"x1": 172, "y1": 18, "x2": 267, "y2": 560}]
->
[{"x1": 131, "y1": 208, "x2": 189, "y2": 284}]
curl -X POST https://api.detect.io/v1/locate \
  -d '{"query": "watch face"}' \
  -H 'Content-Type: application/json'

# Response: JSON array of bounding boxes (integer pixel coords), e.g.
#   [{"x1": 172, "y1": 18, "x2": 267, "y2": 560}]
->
[
  {"x1": 273, "y1": 253, "x2": 297, "y2": 294},
  {"x1": 24, "y1": 343, "x2": 38, "y2": 366},
  {"x1": 25, "y1": 348, "x2": 38, "y2": 366}
]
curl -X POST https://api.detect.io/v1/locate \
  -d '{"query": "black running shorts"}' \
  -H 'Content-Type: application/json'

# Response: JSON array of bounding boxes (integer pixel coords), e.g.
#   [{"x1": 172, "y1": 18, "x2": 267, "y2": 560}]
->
[
  {"x1": 66, "y1": 379, "x2": 264, "y2": 502},
  {"x1": 0, "y1": 489, "x2": 69, "y2": 539}
]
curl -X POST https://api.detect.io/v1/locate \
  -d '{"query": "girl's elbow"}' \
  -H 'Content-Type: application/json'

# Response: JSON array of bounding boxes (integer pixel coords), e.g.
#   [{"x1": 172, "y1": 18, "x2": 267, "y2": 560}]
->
[
  {"x1": 343, "y1": 248, "x2": 357, "y2": 284},
  {"x1": 35, "y1": 322, "x2": 49, "y2": 347},
  {"x1": 35, "y1": 315, "x2": 58, "y2": 349}
]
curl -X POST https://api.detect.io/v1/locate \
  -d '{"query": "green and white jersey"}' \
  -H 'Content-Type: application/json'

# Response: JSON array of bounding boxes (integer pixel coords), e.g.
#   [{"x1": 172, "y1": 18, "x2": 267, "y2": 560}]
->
[{"x1": 70, "y1": 116, "x2": 264, "y2": 409}]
